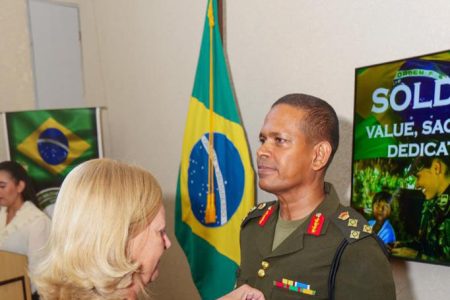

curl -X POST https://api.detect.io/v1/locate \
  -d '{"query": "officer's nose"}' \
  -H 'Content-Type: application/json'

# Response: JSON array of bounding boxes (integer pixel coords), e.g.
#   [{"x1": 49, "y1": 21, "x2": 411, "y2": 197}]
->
[{"x1": 257, "y1": 142, "x2": 271, "y2": 159}]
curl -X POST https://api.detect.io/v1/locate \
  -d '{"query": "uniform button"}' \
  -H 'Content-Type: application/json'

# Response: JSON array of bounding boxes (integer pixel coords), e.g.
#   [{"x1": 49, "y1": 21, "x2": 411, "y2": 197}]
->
[
  {"x1": 257, "y1": 269, "x2": 265, "y2": 278},
  {"x1": 261, "y1": 261, "x2": 270, "y2": 270}
]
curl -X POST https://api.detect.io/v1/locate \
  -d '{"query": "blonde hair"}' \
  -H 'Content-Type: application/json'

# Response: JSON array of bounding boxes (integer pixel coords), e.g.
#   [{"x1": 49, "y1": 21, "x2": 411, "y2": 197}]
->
[{"x1": 33, "y1": 158, "x2": 162, "y2": 299}]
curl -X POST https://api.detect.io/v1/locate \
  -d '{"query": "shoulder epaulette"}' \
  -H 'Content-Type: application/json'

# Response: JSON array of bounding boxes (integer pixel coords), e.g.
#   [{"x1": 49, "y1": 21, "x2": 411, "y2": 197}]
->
[
  {"x1": 330, "y1": 206, "x2": 373, "y2": 244},
  {"x1": 241, "y1": 201, "x2": 277, "y2": 228}
]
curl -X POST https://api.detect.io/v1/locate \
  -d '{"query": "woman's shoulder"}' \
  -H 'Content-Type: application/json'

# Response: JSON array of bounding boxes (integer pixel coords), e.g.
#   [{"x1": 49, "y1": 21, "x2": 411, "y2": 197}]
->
[{"x1": 19, "y1": 202, "x2": 50, "y2": 222}]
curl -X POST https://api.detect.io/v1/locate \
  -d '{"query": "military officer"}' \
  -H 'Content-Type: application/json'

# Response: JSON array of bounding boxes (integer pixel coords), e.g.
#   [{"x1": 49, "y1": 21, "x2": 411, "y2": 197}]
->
[{"x1": 236, "y1": 94, "x2": 396, "y2": 299}]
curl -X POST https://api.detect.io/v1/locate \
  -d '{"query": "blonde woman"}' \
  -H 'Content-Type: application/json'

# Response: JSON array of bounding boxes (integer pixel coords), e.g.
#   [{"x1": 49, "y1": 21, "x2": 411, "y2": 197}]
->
[
  {"x1": 33, "y1": 158, "x2": 171, "y2": 299},
  {"x1": 34, "y1": 158, "x2": 264, "y2": 300}
]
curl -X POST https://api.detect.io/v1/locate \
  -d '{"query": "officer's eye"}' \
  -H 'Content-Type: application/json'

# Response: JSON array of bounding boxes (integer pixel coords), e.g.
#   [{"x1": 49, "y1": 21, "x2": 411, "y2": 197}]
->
[
  {"x1": 275, "y1": 137, "x2": 287, "y2": 144},
  {"x1": 259, "y1": 135, "x2": 266, "y2": 144}
]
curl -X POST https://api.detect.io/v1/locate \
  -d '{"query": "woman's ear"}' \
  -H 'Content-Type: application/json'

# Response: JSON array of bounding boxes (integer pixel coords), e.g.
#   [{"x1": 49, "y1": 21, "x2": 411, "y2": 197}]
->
[
  {"x1": 312, "y1": 141, "x2": 332, "y2": 171},
  {"x1": 17, "y1": 180, "x2": 26, "y2": 194}
]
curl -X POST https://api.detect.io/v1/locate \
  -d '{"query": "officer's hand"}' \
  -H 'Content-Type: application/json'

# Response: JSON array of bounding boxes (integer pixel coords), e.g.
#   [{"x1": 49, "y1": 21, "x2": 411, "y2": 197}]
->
[{"x1": 217, "y1": 284, "x2": 265, "y2": 300}]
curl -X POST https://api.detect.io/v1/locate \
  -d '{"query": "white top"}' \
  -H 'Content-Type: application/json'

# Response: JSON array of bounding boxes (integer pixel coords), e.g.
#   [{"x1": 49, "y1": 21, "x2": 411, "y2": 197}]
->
[{"x1": 0, "y1": 201, "x2": 51, "y2": 292}]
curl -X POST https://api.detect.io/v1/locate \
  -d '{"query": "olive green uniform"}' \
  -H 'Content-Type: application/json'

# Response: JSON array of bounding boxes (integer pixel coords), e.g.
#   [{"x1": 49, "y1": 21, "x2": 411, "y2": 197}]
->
[{"x1": 237, "y1": 183, "x2": 396, "y2": 300}]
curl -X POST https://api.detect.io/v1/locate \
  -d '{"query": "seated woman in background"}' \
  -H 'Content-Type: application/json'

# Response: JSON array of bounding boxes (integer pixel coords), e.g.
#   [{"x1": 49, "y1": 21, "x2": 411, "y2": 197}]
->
[
  {"x1": 33, "y1": 158, "x2": 263, "y2": 300},
  {"x1": 0, "y1": 160, "x2": 51, "y2": 295}
]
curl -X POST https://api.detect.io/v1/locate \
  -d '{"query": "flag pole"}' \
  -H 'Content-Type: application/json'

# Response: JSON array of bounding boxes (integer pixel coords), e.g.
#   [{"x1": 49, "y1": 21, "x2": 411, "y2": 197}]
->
[
  {"x1": 95, "y1": 107, "x2": 104, "y2": 158},
  {"x1": 205, "y1": 0, "x2": 216, "y2": 224}
]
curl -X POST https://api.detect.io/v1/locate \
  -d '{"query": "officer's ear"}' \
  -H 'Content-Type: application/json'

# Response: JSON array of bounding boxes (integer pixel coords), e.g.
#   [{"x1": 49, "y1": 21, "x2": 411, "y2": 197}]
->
[{"x1": 312, "y1": 141, "x2": 332, "y2": 171}]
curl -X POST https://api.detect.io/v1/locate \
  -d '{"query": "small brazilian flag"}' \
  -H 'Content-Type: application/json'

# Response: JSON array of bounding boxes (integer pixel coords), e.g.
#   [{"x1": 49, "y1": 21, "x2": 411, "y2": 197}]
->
[
  {"x1": 5, "y1": 108, "x2": 101, "y2": 212},
  {"x1": 175, "y1": 1, "x2": 255, "y2": 299}
]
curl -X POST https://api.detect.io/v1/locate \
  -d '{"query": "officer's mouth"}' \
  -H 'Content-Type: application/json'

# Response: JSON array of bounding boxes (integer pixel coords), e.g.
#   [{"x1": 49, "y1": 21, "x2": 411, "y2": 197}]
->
[{"x1": 257, "y1": 165, "x2": 277, "y2": 176}]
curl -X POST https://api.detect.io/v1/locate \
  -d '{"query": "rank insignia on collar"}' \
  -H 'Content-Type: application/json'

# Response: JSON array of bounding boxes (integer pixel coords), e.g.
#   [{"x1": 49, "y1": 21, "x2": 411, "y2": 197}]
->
[
  {"x1": 258, "y1": 205, "x2": 275, "y2": 227},
  {"x1": 363, "y1": 224, "x2": 373, "y2": 233},
  {"x1": 350, "y1": 230, "x2": 360, "y2": 239},
  {"x1": 348, "y1": 218, "x2": 358, "y2": 227},
  {"x1": 257, "y1": 202, "x2": 267, "y2": 210},
  {"x1": 338, "y1": 211, "x2": 349, "y2": 221},
  {"x1": 307, "y1": 213, "x2": 325, "y2": 236}
]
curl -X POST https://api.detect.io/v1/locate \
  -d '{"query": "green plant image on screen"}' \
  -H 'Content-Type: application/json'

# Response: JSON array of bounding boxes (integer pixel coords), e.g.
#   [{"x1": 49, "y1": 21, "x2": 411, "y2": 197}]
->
[{"x1": 351, "y1": 50, "x2": 450, "y2": 266}]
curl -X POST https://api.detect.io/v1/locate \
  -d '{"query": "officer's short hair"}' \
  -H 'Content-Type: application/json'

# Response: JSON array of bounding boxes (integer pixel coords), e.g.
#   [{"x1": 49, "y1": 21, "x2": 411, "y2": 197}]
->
[{"x1": 272, "y1": 93, "x2": 339, "y2": 168}]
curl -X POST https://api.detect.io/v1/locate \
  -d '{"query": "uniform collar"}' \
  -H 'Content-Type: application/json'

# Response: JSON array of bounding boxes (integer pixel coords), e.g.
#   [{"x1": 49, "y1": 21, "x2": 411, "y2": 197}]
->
[
  {"x1": 259, "y1": 182, "x2": 340, "y2": 258},
  {"x1": 312, "y1": 182, "x2": 340, "y2": 218}
]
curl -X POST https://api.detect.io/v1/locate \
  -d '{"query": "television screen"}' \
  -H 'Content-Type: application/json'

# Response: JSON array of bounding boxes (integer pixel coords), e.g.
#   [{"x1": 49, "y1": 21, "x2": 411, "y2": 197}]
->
[{"x1": 351, "y1": 50, "x2": 450, "y2": 266}]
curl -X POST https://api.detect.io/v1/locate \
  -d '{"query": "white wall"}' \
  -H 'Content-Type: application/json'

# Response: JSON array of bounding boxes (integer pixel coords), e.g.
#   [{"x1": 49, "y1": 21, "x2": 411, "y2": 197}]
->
[
  {"x1": 1, "y1": 0, "x2": 449, "y2": 299},
  {"x1": 0, "y1": 0, "x2": 36, "y2": 160},
  {"x1": 0, "y1": 0, "x2": 35, "y2": 112}
]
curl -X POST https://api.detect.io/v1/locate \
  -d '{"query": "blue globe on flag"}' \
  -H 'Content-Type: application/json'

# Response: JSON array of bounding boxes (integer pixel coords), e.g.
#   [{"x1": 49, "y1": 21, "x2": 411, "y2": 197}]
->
[
  {"x1": 188, "y1": 132, "x2": 244, "y2": 227},
  {"x1": 37, "y1": 128, "x2": 69, "y2": 165}
]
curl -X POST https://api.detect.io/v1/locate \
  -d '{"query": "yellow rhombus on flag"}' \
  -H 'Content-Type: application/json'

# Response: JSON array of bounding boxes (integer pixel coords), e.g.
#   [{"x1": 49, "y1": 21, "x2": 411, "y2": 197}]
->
[{"x1": 17, "y1": 117, "x2": 90, "y2": 175}]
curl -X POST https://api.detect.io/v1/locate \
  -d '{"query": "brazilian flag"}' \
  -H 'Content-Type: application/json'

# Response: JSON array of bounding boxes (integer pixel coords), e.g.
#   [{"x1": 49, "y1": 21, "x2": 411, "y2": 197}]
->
[
  {"x1": 175, "y1": 0, "x2": 255, "y2": 299},
  {"x1": 5, "y1": 108, "x2": 101, "y2": 212}
]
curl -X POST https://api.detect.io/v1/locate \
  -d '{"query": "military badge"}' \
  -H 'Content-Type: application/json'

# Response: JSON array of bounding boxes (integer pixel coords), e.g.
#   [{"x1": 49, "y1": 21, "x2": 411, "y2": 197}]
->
[
  {"x1": 348, "y1": 218, "x2": 358, "y2": 227},
  {"x1": 350, "y1": 230, "x2": 360, "y2": 239},
  {"x1": 307, "y1": 213, "x2": 325, "y2": 236},
  {"x1": 257, "y1": 202, "x2": 267, "y2": 210},
  {"x1": 274, "y1": 278, "x2": 316, "y2": 295},
  {"x1": 363, "y1": 224, "x2": 373, "y2": 233},
  {"x1": 338, "y1": 211, "x2": 350, "y2": 221},
  {"x1": 258, "y1": 205, "x2": 274, "y2": 227}
]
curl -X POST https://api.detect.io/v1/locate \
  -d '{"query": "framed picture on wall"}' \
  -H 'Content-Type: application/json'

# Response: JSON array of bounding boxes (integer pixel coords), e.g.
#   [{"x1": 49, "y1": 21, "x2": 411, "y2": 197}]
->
[{"x1": 351, "y1": 50, "x2": 450, "y2": 266}]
